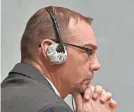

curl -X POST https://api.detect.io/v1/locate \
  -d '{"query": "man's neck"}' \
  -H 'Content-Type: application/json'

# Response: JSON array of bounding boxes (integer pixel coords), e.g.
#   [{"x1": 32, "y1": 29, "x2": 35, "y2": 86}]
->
[{"x1": 22, "y1": 59, "x2": 69, "y2": 99}]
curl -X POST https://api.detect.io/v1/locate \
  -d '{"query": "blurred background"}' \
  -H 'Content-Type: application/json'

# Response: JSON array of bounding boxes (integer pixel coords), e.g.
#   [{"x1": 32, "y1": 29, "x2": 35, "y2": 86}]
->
[{"x1": 1, "y1": 0, "x2": 134, "y2": 112}]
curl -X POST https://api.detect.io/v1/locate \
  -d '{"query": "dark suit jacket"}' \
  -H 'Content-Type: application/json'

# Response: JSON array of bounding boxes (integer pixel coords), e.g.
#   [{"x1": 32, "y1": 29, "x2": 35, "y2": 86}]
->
[{"x1": 1, "y1": 63, "x2": 73, "y2": 112}]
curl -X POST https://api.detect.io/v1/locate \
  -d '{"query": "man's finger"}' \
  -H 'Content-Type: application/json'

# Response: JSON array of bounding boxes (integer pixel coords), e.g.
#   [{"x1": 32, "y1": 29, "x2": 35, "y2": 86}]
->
[
  {"x1": 100, "y1": 92, "x2": 112, "y2": 103},
  {"x1": 109, "y1": 98, "x2": 118, "y2": 110},
  {"x1": 92, "y1": 85, "x2": 103, "y2": 100},
  {"x1": 72, "y1": 92, "x2": 83, "y2": 111},
  {"x1": 84, "y1": 86, "x2": 93, "y2": 101}
]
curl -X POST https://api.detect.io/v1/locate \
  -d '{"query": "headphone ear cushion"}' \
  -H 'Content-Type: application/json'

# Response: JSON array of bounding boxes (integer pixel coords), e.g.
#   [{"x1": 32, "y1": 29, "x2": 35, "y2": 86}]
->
[{"x1": 46, "y1": 43, "x2": 67, "y2": 64}]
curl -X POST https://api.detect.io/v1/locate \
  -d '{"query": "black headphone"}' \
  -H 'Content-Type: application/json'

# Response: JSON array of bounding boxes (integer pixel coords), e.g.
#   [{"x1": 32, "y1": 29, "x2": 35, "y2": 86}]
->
[
  {"x1": 45, "y1": 6, "x2": 75, "y2": 111},
  {"x1": 45, "y1": 6, "x2": 67, "y2": 64}
]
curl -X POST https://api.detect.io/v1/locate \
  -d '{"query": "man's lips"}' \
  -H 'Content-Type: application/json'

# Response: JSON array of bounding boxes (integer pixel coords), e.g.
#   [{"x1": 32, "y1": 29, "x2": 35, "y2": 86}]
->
[
  {"x1": 83, "y1": 79, "x2": 92, "y2": 85},
  {"x1": 84, "y1": 74, "x2": 94, "y2": 84},
  {"x1": 87, "y1": 74, "x2": 94, "y2": 80}
]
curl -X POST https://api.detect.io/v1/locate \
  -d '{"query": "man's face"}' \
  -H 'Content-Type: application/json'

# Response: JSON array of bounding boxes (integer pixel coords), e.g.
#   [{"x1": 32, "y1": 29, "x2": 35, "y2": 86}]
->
[{"x1": 61, "y1": 20, "x2": 100, "y2": 94}]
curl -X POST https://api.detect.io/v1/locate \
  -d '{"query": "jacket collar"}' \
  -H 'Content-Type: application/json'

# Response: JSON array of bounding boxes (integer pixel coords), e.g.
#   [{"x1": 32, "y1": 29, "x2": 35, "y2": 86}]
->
[{"x1": 9, "y1": 63, "x2": 55, "y2": 93}]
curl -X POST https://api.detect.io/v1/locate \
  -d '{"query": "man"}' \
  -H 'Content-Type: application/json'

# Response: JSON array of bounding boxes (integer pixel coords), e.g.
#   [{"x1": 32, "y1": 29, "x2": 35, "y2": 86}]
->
[{"x1": 1, "y1": 6, "x2": 117, "y2": 112}]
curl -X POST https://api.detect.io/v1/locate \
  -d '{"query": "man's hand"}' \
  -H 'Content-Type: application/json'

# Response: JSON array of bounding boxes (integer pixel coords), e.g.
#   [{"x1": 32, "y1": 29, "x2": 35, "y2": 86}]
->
[
  {"x1": 86, "y1": 85, "x2": 117, "y2": 109},
  {"x1": 72, "y1": 85, "x2": 118, "y2": 112}
]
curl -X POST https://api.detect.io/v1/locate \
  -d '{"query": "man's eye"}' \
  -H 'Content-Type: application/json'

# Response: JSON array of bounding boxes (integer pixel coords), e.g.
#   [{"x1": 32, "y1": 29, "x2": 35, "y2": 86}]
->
[{"x1": 87, "y1": 49, "x2": 94, "y2": 55}]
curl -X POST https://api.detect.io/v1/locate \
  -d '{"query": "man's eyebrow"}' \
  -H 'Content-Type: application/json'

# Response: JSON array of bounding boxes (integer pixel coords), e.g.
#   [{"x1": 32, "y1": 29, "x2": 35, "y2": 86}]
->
[{"x1": 83, "y1": 43, "x2": 98, "y2": 50}]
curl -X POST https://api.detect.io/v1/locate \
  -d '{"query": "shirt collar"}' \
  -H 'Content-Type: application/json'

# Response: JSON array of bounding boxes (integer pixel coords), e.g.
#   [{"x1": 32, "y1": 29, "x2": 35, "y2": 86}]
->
[{"x1": 44, "y1": 76, "x2": 60, "y2": 97}]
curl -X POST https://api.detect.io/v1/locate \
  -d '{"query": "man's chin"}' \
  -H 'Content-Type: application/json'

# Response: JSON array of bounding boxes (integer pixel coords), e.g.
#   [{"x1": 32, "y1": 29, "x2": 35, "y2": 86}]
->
[
  {"x1": 71, "y1": 82, "x2": 90, "y2": 95},
  {"x1": 76, "y1": 85, "x2": 89, "y2": 95}
]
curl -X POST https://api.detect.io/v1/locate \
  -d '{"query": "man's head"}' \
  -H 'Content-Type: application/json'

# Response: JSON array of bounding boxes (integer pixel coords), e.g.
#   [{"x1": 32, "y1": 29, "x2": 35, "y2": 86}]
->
[{"x1": 21, "y1": 6, "x2": 100, "y2": 98}]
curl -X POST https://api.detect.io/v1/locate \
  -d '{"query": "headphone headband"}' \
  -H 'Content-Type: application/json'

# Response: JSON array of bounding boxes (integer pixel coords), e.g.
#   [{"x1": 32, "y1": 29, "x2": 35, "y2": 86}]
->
[{"x1": 45, "y1": 6, "x2": 65, "y2": 53}]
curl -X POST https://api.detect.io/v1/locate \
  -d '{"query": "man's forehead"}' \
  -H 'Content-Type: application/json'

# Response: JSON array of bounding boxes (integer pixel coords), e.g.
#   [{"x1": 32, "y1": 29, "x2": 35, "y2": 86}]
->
[{"x1": 67, "y1": 20, "x2": 98, "y2": 49}]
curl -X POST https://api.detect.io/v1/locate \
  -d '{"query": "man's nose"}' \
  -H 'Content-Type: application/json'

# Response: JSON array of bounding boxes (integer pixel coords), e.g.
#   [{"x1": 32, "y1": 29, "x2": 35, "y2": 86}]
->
[{"x1": 90, "y1": 55, "x2": 101, "y2": 71}]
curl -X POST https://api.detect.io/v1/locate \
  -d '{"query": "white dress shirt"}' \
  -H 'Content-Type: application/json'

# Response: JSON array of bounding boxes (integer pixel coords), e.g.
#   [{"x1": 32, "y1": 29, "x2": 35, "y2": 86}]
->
[{"x1": 44, "y1": 76, "x2": 60, "y2": 97}]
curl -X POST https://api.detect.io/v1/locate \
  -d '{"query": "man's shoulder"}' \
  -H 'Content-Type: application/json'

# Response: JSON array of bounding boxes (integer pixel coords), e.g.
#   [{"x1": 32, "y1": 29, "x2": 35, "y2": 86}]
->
[
  {"x1": 1, "y1": 74, "x2": 59, "y2": 102},
  {"x1": 1, "y1": 75, "x2": 72, "y2": 112}
]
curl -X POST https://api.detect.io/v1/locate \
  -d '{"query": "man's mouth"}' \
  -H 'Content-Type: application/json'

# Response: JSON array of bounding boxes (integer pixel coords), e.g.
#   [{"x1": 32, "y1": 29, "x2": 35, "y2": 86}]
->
[
  {"x1": 84, "y1": 75, "x2": 94, "y2": 84},
  {"x1": 83, "y1": 79, "x2": 92, "y2": 86}
]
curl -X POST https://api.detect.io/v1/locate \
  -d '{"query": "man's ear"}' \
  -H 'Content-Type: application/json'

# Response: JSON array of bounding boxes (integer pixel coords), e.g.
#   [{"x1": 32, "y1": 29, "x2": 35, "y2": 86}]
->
[{"x1": 40, "y1": 39, "x2": 55, "y2": 59}]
